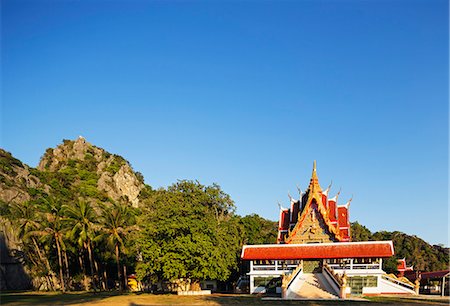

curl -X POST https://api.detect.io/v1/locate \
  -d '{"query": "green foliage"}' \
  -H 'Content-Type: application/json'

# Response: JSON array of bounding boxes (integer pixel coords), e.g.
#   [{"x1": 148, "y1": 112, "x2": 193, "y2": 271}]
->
[
  {"x1": 135, "y1": 172, "x2": 144, "y2": 184},
  {"x1": 351, "y1": 223, "x2": 449, "y2": 272},
  {"x1": 106, "y1": 155, "x2": 126, "y2": 174},
  {"x1": 138, "y1": 185, "x2": 154, "y2": 200},
  {"x1": 383, "y1": 256, "x2": 399, "y2": 274},
  {"x1": 64, "y1": 200, "x2": 97, "y2": 248},
  {"x1": 42, "y1": 148, "x2": 55, "y2": 169},
  {"x1": 240, "y1": 214, "x2": 277, "y2": 245},
  {"x1": 351, "y1": 221, "x2": 372, "y2": 241},
  {"x1": 0, "y1": 149, "x2": 23, "y2": 177},
  {"x1": 135, "y1": 180, "x2": 241, "y2": 285}
]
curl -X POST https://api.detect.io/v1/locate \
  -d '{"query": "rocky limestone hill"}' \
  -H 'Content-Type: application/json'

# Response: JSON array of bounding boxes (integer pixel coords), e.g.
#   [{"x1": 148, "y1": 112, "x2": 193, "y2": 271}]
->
[
  {"x1": 37, "y1": 136, "x2": 144, "y2": 207},
  {"x1": 0, "y1": 150, "x2": 46, "y2": 205},
  {"x1": 0, "y1": 138, "x2": 147, "y2": 290}
]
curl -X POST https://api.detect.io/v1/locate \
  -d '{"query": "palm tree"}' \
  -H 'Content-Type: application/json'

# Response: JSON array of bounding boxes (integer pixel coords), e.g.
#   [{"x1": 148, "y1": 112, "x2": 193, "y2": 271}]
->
[
  {"x1": 64, "y1": 200, "x2": 98, "y2": 290},
  {"x1": 31, "y1": 197, "x2": 69, "y2": 292},
  {"x1": 6, "y1": 201, "x2": 58, "y2": 290},
  {"x1": 98, "y1": 202, "x2": 135, "y2": 291}
]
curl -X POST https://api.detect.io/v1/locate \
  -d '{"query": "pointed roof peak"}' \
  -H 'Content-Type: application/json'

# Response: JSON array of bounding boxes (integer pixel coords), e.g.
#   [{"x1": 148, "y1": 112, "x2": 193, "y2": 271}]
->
[
  {"x1": 308, "y1": 160, "x2": 322, "y2": 192},
  {"x1": 311, "y1": 160, "x2": 318, "y2": 179}
]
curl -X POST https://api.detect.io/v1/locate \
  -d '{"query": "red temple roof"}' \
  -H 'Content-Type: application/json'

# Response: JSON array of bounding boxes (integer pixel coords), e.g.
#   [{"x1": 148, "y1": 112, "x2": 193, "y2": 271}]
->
[
  {"x1": 241, "y1": 241, "x2": 394, "y2": 260},
  {"x1": 420, "y1": 270, "x2": 450, "y2": 280},
  {"x1": 397, "y1": 258, "x2": 413, "y2": 272}
]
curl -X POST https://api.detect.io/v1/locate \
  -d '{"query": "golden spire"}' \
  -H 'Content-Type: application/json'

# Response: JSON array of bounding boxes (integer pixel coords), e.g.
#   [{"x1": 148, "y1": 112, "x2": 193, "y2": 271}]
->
[{"x1": 309, "y1": 160, "x2": 322, "y2": 192}]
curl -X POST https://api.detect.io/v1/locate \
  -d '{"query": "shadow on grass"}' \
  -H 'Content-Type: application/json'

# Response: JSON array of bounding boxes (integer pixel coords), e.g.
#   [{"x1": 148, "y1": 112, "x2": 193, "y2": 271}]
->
[
  {"x1": 0, "y1": 291, "x2": 121, "y2": 305},
  {"x1": 366, "y1": 295, "x2": 450, "y2": 305},
  {"x1": 128, "y1": 294, "x2": 372, "y2": 306},
  {"x1": 3, "y1": 292, "x2": 448, "y2": 306}
]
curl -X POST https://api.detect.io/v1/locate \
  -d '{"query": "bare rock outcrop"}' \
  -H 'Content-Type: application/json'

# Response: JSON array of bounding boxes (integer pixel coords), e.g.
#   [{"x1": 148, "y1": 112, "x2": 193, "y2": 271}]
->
[
  {"x1": 38, "y1": 136, "x2": 103, "y2": 171},
  {"x1": 98, "y1": 164, "x2": 143, "y2": 207},
  {"x1": 37, "y1": 136, "x2": 144, "y2": 207},
  {"x1": 0, "y1": 149, "x2": 44, "y2": 205}
]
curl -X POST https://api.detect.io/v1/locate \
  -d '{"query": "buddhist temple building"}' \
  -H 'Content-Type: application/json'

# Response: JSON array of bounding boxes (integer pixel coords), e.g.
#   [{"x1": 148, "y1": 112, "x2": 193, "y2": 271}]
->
[{"x1": 241, "y1": 162, "x2": 417, "y2": 298}]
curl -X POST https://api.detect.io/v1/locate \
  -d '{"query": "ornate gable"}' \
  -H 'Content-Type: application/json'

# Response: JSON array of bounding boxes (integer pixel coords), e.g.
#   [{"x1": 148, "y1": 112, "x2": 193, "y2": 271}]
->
[
  {"x1": 282, "y1": 161, "x2": 346, "y2": 244},
  {"x1": 286, "y1": 199, "x2": 337, "y2": 243}
]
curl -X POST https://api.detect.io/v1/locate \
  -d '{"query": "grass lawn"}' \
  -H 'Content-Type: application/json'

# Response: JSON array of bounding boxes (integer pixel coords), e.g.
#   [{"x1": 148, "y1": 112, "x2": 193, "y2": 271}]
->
[{"x1": 0, "y1": 292, "x2": 449, "y2": 306}]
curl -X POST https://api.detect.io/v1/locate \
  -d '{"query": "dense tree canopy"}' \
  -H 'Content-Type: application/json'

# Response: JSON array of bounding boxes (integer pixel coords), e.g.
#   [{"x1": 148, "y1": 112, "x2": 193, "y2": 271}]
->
[
  {"x1": 351, "y1": 222, "x2": 449, "y2": 273},
  {"x1": 239, "y1": 214, "x2": 277, "y2": 245},
  {"x1": 134, "y1": 181, "x2": 242, "y2": 288}
]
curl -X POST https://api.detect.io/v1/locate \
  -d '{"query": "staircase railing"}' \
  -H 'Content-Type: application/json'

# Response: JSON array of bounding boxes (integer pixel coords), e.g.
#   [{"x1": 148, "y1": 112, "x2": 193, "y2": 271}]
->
[
  {"x1": 323, "y1": 263, "x2": 343, "y2": 286},
  {"x1": 322, "y1": 263, "x2": 345, "y2": 295},
  {"x1": 282, "y1": 262, "x2": 303, "y2": 290},
  {"x1": 381, "y1": 274, "x2": 415, "y2": 291}
]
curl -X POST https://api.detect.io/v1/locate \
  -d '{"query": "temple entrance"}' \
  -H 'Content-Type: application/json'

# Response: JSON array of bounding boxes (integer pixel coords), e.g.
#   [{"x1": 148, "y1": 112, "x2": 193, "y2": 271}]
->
[{"x1": 303, "y1": 260, "x2": 322, "y2": 273}]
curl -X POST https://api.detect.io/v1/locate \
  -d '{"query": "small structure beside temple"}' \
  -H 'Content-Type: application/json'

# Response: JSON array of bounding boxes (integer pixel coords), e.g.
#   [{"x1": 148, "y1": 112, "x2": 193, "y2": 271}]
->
[
  {"x1": 397, "y1": 259, "x2": 414, "y2": 278},
  {"x1": 241, "y1": 162, "x2": 417, "y2": 298},
  {"x1": 396, "y1": 260, "x2": 449, "y2": 297}
]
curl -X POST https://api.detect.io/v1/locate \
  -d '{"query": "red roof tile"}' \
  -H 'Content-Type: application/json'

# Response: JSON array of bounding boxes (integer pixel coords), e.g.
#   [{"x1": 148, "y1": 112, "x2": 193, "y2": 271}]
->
[
  {"x1": 241, "y1": 241, "x2": 394, "y2": 260},
  {"x1": 420, "y1": 270, "x2": 450, "y2": 280}
]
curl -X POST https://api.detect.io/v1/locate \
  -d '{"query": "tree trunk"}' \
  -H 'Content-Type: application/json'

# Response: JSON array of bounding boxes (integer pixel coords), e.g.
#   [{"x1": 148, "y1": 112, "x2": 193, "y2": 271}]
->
[
  {"x1": 78, "y1": 255, "x2": 88, "y2": 291},
  {"x1": 87, "y1": 241, "x2": 97, "y2": 290},
  {"x1": 32, "y1": 237, "x2": 57, "y2": 290},
  {"x1": 95, "y1": 260, "x2": 106, "y2": 291},
  {"x1": 63, "y1": 248, "x2": 70, "y2": 283},
  {"x1": 123, "y1": 265, "x2": 127, "y2": 291},
  {"x1": 103, "y1": 269, "x2": 109, "y2": 290},
  {"x1": 55, "y1": 236, "x2": 65, "y2": 292},
  {"x1": 28, "y1": 253, "x2": 51, "y2": 290},
  {"x1": 115, "y1": 243, "x2": 122, "y2": 291}
]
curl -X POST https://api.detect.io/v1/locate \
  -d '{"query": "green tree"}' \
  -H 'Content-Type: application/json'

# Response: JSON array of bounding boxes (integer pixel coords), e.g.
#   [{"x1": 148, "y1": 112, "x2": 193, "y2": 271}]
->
[
  {"x1": 383, "y1": 256, "x2": 399, "y2": 274},
  {"x1": 136, "y1": 181, "x2": 241, "y2": 291},
  {"x1": 240, "y1": 214, "x2": 277, "y2": 245},
  {"x1": 3, "y1": 201, "x2": 58, "y2": 289},
  {"x1": 98, "y1": 202, "x2": 136, "y2": 291},
  {"x1": 31, "y1": 197, "x2": 69, "y2": 292},
  {"x1": 64, "y1": 200, "x2": 98, "y2": 290},
  {"x1": 350, "y1": 221, "x2": 372, "y2": 242}
]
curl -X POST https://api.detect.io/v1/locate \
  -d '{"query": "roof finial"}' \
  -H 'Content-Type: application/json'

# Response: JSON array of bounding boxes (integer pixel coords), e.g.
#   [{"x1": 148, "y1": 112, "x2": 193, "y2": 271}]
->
[
  {"x1": 296, "y1": 184, "x2": 302, "y2": 196},
  {"x1": 309, "y1": 160, "x2": 321, "y2": 192},
  {"x1": 323, "y1": 180, "x2": 333, "y2": 196}
]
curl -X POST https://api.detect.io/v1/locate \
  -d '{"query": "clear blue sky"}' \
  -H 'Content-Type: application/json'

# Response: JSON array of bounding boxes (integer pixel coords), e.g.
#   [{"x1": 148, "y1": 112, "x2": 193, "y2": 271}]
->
[{"x1": 1, "y1": 0, "x2": 448, "y2": 245}]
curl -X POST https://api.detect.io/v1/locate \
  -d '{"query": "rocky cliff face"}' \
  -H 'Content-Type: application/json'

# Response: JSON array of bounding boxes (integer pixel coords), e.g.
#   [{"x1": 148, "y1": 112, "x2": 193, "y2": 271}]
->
[
  {"x1": 1, "y1": 136, "x2": 145, "y2": 209},
  {"x1": 38, "y1": 136, "x2": 144, "y2": 207},
  {"x1": 0, "y1": 150, "x2": 44, "y2": 205},
  {"x1": 0, "y1": 150, "x2": 37, "y2": 290}
]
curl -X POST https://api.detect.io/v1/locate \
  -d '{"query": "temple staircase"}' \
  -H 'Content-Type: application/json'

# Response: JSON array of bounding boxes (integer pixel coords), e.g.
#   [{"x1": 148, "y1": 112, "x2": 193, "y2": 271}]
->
[
  {"x1": 285, "y1": 273, "x2": 339, "y2": 299},
  {"x1": 379, "y1": 274, "x2": 416, "y2": 294}
]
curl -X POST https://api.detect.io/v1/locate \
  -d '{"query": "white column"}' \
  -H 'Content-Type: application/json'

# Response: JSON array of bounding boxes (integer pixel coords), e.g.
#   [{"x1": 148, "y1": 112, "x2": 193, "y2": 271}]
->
[{"x1": 249, "y1": 261, "x2": 254, "y2": 294}]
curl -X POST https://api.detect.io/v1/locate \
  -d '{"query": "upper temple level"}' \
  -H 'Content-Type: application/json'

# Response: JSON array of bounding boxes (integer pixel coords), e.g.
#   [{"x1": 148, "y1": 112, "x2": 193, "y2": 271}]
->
[{"x1": 277, "y1": 161, "x2": 352, "y2": 244}]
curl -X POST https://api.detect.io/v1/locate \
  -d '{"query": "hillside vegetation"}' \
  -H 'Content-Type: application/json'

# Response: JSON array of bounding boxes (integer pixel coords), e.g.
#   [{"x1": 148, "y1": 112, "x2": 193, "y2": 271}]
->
[
  {"x1": 352, "y1": 222, "x2": 449, "y2": 273},
  {"x1": 0, "y1": 138, "x2": 447, "y2": 292}
]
